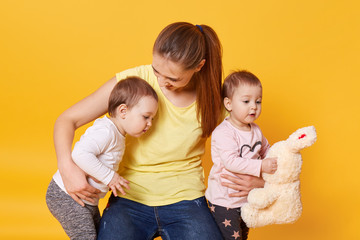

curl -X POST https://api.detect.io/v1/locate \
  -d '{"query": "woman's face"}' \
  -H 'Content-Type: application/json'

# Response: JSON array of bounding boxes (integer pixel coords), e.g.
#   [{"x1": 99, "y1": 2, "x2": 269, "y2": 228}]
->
[{"x1": 152, "y1": 53, "x2": 204, "y2": 92}]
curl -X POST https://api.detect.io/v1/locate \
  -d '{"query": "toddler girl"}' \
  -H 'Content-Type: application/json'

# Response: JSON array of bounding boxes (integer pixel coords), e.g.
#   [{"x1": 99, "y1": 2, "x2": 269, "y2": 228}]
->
[
  {"x1": 46, "y1": 76, "x2": 158, "y2": 240},
  {"x1": 206, "y1": 70, "x2": 277, "y2": 240}
]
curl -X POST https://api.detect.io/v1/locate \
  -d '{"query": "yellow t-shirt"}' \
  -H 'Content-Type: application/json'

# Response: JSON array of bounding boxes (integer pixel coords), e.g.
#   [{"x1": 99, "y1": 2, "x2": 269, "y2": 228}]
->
[{"x1": 115, "y1": 65, "x2": 206, "y2": 206}]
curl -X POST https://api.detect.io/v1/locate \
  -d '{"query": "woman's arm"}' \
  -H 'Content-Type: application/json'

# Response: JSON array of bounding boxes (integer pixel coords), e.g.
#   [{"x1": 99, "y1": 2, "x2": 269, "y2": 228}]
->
[
  {"x1": 54, "y1": 77, "x2": 117, "y2": 206},
  {"x1": 220, "y1": 173, "x2": 265, "y2": 198}
]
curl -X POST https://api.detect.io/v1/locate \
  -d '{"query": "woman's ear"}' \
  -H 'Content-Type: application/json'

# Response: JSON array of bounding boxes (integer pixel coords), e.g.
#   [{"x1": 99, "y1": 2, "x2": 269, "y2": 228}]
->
[
  {"x1": 223, "y1": 97, "x2": 232, "y2": 112},
  {"x1": 117, "y1": 104, "x2": 127, "y2": 119},
  {"x1": 194, "y1": 59, "x2": 206, "y2": 72}
]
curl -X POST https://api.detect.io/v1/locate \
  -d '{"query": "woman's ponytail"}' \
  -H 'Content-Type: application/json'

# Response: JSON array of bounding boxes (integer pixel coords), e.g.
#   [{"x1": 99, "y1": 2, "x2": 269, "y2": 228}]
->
[
  {"x1": 153, "y1": 22, "x2": 223, "y2": 138},
  {"x1": 195, "y1": 24, "x2": 223, "y2": 137}
]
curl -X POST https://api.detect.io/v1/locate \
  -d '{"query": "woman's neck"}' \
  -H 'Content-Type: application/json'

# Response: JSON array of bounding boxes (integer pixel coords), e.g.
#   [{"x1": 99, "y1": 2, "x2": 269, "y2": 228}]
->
[{"x1": 160, "y1": 85, "x2": 196, "y2": 108}]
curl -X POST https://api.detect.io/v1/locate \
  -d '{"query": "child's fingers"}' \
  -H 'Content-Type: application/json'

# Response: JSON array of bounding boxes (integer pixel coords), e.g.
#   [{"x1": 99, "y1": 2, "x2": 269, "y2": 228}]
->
[
  {"x1": 120, "y1": 182, "x2": 130, "y2": 190},
  {"x1": 109, "y1": 185, "x2": 118, "y2": 197},
  {"x1": 274, "y1": 161, "x2": 278, "y2": 171},
  {"x1": 119, "y1": 176, "x2": 130, "y2": 184},
  {"x1": 108, "y1": 174, "x2": 130, "y2": 197},
  {"x1": 119, "y1": 177, "x2": 130, "y2": 189},
  {"x1": 115, "y1": 184, "x2": 126, "y2": 195}
]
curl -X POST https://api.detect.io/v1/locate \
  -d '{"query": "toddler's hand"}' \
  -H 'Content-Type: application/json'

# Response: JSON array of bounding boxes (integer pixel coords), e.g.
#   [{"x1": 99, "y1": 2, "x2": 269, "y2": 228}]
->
[
  {"x1": 107, "y1": 173, "x2": 130, "y2": 197},
  {"x1": 261, "y1": 157, "x2": 278, "y2": 174}
]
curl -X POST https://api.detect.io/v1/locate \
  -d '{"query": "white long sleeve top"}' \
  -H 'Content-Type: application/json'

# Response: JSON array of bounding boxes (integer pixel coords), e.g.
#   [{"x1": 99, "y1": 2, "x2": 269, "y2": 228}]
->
[{"x1": 53, "y1": 116, "x2": 125, "y2": 205}]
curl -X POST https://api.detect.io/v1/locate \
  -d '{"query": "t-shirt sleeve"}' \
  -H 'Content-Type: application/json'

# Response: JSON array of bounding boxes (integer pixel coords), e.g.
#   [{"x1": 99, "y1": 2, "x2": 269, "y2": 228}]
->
[{"x1": 115, "y1": 65, "x2": 155, "y2": 86}]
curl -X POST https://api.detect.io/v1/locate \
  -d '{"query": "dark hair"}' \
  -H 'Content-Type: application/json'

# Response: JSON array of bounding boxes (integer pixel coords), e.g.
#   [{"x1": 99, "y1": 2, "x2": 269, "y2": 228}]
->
[
  {"x1": 222, "y1": 70, "x2": 262, "y2": 99},
  {"x1": 108, "y1": 76, "x2": 158, "y2": 117},
  {"x1": 153, "y1": 22, "x2": 223, "y2": 138}
]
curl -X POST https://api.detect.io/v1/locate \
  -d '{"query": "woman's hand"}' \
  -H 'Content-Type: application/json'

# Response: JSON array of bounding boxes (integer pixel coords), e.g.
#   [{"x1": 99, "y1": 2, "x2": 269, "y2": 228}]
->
[
  {"x1": 221, "y1": 173, "x2": 265, "y2": 197},
  {"x1": 60, "y1": 161, "x2": 101, "y2": 207}
]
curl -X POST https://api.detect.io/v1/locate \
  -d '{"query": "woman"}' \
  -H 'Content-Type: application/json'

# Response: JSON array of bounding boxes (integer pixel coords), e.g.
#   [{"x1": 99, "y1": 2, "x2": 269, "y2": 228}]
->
[{"x1": 54, "y1": 22, "x2": 264, "y2": 240}]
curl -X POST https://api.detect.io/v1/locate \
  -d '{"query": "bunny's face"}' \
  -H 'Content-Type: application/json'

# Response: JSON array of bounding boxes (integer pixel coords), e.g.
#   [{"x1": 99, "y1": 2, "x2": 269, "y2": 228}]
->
[
  {"x1": 262, "y1": 126, "x2": 317, "y2": 184},
  {"x1": 287, "y1": 126, "x2": 317, "y2": 152}
]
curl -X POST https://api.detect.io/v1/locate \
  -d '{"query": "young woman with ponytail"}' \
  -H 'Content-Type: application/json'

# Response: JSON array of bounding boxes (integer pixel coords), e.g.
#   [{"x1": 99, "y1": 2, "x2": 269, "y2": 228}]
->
[{"x1": 53, "y1": 22, "x2": 264, "y2": 239}]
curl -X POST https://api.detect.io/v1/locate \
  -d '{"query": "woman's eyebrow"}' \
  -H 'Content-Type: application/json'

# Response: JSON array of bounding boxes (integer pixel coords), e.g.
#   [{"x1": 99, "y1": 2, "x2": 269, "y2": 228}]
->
[
  {"x1": 151, "y1": 65, "x2": 180, "y2": 81},
  {"x1": 151, "y1": 65, "x2": 159, "y2": 73}
]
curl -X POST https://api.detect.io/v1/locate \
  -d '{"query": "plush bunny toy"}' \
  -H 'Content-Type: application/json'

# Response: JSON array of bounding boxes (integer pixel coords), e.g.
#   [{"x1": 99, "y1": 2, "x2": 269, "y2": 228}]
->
[{"x1": 241, "y1": 126, "x2": 317, "y2": 228}]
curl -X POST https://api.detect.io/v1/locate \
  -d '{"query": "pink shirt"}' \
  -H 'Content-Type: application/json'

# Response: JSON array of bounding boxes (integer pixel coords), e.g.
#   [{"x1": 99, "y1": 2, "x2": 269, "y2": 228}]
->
[{"x1": 205, "y1": 118, "x2": 270, "y2": 208}]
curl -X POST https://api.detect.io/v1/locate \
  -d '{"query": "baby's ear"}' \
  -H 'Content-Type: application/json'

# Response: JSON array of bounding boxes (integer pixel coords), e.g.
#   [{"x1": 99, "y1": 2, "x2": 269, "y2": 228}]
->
[
  {"x1": 223, "y1": 97, "x2": 232, "y2": 112},
  {"x1": 117, "y1": 104, "x2": 127, "y2": 119},
  {"x1": 287, "y1": 126, "x2": 317, "y2": 152}
]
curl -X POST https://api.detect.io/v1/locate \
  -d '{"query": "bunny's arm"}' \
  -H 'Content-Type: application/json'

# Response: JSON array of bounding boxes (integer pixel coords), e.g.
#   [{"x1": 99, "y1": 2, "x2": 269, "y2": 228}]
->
[{"x1": 247, "y1": 184, "x2": 280, "y2": 209}]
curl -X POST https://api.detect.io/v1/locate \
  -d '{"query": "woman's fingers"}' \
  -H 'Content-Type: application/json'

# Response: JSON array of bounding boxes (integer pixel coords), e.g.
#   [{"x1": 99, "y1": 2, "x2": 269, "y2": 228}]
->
[
  {"x1": 220, "y1": 181, "x2": 249, "y2": 197},
  {"x1": 220, "y1": 173, "x2": 265, "y2": 198},
  {"x1": 70, "y1": 188, "x2": 100, "y2": 206},
  {"x1": 69, "y1": 193, "x2": 85, "y2": 207}
]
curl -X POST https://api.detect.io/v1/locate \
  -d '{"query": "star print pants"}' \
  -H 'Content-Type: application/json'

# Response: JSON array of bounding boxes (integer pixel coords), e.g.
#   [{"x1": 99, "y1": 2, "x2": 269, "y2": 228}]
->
[{"x1": 208, "y1": 201, "x2": 249, "y2": 240}]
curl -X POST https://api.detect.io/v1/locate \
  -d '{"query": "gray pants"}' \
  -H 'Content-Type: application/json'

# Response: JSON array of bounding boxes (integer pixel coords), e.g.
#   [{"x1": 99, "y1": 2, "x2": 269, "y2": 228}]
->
[{"x1": 46, "y1": 179, "x2": 101, "y2": 240}]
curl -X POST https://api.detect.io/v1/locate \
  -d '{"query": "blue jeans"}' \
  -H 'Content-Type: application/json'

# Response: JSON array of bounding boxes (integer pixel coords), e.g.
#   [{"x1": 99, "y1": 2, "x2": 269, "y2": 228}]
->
[{"x1": 98, "y1": 195, "x2": 223, "y2": 240}]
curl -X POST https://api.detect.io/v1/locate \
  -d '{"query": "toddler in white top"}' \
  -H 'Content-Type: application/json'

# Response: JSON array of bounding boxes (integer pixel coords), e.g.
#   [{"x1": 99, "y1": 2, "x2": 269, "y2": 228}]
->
[
  {"x1": 46, "y1": 76, "x2": 158, "y2": 240},
  {"x1": 205, "y1": 71, "x2": 277, "y2": 240}
]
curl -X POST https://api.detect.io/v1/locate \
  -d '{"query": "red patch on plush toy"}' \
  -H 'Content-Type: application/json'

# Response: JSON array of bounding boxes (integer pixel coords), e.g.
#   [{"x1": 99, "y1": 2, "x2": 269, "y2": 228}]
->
[{"x1": 298, "y1": 134, "x2": 306, "y2": 139}]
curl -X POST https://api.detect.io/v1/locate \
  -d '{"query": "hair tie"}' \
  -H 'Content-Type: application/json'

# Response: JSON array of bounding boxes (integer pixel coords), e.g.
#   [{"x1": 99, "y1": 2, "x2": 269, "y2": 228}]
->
[{"x1": 196, "y1": 24, "x2": 203, "y2": 33}]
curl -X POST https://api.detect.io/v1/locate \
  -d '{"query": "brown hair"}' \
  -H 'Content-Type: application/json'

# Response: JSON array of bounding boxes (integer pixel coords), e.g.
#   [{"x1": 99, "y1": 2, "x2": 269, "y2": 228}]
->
[
  {"x1": 223, "y1": 70, "x2": 262, "y2": 99},
  {"x1": 153, "y1": 22, "x2": 223, "y2": 138},
  {"x1": 108, "y1": 76, "x2": 158, "y2": 117}
]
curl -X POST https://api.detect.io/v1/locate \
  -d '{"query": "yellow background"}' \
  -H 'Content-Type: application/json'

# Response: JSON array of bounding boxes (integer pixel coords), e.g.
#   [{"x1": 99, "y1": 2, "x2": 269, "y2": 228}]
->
[{"x1": 1, "y1": 0, "x2": 359, "y2": 239}]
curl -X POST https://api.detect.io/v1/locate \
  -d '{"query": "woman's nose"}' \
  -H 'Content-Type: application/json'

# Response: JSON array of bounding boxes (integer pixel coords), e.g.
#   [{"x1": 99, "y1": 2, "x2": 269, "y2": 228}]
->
[{"x1": 159, "y1": 79, "x2": 171, "y2": 88}]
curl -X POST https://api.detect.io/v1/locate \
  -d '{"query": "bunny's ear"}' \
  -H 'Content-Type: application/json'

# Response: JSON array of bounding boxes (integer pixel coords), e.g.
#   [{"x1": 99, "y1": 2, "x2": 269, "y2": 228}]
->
[{"x1": 287, "y1": 126, "x2": 317, "y2": 152}]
